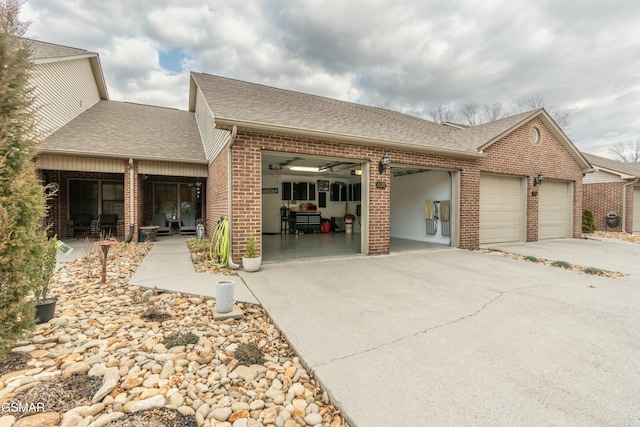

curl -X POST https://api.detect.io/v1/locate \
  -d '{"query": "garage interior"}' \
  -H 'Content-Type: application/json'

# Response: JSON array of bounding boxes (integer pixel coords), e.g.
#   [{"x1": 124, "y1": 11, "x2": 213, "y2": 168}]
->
[
  {"x1": 261, "y1": 153, "x2": 454, "y2": 262},
  {"x1": 390, "y1": 166, "x2": 453, "y2": 251}
]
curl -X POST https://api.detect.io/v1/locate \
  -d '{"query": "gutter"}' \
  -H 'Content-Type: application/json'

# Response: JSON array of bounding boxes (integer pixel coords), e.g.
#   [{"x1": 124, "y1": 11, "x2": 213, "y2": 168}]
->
[
  {"x1": 622, "y1": 178, "x2": 639, "y2": 232},
  {"x1": 227, "y1": 125, "x2": 240, "y2": 269},
  {"x1": 215, "y1": 117, "x2": 486, "y2": 159}
]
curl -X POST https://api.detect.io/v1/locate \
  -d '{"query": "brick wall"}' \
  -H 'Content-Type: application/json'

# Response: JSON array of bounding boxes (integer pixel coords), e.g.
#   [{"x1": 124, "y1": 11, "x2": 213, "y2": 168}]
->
[
  {"x1": 478, "y1": 117, "x2": 585, "y2": 239},
  {"x1": 206, "y1": 148, "x2": 229, "y2": 237},
  {"x1": 229, "y1": 129, "x2": 481, "y2": 260},
  {"x1": 583, "y1": 182, "x2": 626, "y2": 231}
]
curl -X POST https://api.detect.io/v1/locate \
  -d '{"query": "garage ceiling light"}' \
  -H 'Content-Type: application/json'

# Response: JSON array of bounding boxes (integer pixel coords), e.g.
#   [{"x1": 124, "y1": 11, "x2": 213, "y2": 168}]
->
[{"x1": 289, "y1": 166, "x2": 321, "y2": 172}]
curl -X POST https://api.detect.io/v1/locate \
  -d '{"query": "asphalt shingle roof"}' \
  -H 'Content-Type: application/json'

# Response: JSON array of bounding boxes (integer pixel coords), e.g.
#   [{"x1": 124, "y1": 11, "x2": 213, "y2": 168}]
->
[
  {"x1": 41, "y1": 101, "x2": 206, "y2": 163},
  {"x1": 582, "y1": 152, "x2": 640, "y2": 177},
  {"x1": 192, "y1": 73, "x2": 555, "y2": 155},
  {"x1": 28, "y1": 39, "x2": 95, "y2": 61}
]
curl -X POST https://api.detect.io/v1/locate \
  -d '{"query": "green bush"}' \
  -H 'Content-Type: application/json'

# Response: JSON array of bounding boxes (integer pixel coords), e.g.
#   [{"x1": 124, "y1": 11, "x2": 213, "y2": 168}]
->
[
  {"x1": 0, "y1": 5, "x2": 50, "y2": 358},
  {"x1": 552, "y1": 260, "x2": 572, "y2": 269},
  {"x1": 584, "y1": 267, "x2": 604, "y2": 276},
  {"x1": 524, "y1": 256, "x2": 539, "y2": 262},
  {"x1": 234, "y1": 343, "x2": 264, "y2": 366},
  {"x1": 164, "y1": 331, "x2": 200, "y2": 348},
  {"x1": 582, "y1": 209, "x2": 596, "y2": 233}
]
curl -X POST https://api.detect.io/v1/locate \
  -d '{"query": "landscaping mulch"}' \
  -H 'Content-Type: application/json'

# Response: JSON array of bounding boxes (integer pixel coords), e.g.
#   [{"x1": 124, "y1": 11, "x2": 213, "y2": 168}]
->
[{"x1": 0, "y1": 351, "x2": 30, "y2": 377}]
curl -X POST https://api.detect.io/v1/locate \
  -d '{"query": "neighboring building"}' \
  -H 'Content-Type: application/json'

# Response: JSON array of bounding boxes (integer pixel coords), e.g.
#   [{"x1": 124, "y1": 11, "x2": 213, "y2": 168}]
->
[
  {"x1": 582, "y1": 153, "x2": 640, "y2": 233},
  {"x1": 31, "y1": 38, "x2": 594, "y2": 265}
]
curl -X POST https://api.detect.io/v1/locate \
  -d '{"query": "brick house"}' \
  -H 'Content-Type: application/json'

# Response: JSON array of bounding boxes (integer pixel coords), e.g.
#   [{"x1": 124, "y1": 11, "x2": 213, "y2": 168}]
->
[
  {"x1": 582, "y1": 153, "x2": 640, "y2": 233},
  {"x1": 32, "y1": 39, "x2": 593, "y2": 264}
]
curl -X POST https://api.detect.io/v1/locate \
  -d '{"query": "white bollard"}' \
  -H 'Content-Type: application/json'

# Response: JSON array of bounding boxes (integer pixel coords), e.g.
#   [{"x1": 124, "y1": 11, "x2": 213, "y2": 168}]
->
[{"x1": 216, "y1": 280, "x2": 234, "y2": 313}]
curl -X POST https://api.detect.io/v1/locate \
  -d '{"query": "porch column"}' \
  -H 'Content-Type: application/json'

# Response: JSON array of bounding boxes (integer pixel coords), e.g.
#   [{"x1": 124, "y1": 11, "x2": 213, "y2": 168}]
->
[{"x1": 124, "y1": 159, "x2": 139, "y2": 241}]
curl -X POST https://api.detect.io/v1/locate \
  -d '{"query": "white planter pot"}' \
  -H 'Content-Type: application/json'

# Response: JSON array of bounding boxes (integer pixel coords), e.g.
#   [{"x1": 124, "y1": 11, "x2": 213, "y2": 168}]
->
[
  {"x1": 216, "y1": 280, "x2": 234, "y2": 313},
  {"x1": 242, "y1": 256, "x2": 262, "y2": 272}
]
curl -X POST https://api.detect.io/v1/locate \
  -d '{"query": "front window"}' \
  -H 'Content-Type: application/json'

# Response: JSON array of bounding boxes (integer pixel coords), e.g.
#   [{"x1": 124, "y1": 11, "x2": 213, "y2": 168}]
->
[
  {"x1": 154, "y1": 182, "x2": 202, "y2": 220},
  {"x1": 68, "y1": 179, "x2": 124, "y2": 221}
]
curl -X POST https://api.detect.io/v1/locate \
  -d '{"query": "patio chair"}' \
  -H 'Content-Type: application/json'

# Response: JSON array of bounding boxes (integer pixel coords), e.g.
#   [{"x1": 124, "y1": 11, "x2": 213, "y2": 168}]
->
[
  {"x1": 71, "y1": 213, "x2": 92, "y2": 237},
  {"x1": 99, "y1": 214, "x2": 118, "y2": 237},
  {"x1": 152, "y1": 212, "x2": 170, "y2": 236},
  {"x1": 180, "y1": 212, "x2": 197, "y2": 235}
]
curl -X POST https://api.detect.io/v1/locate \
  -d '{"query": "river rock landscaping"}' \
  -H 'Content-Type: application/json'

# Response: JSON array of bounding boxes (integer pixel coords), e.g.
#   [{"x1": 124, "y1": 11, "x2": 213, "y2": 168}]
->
[{"x1": 0, "y1": 242, "x2": 346, "y2": 427}]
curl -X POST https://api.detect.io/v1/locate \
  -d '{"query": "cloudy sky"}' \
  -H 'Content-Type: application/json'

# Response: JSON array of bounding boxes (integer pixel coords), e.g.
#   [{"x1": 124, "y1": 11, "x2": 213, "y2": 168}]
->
[{"x1": 21, "y1": 0, "x2": 640, "y2": 157}]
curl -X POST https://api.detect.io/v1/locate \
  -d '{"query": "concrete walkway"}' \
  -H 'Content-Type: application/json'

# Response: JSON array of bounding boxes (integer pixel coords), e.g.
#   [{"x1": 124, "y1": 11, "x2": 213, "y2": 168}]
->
[{"x1": 128, "y1": 236, "x2": 258, "y2": 304}]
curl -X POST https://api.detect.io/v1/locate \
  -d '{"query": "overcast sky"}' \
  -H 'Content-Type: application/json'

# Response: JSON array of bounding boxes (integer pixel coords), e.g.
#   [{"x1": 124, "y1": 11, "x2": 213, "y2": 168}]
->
[{"x1": 21, "y1": 0, "x2": 640, "y2": 158}]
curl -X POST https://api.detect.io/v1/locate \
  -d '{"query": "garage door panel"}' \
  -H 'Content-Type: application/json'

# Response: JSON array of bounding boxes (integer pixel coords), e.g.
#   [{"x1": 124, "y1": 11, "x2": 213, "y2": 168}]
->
[
  {"x1": 480, "y1": 175, "x2": 523, "y2": 244},
  {"x1": 633, "y1": 188, "x2": 640, "y2": 233},
  {"x1": 539, "y1": 181, "x2": 571, "y2": 239}
]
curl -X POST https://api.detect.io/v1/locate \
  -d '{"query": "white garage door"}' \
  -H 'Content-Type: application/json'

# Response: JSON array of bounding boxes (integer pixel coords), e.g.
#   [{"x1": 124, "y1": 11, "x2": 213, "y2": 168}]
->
[
  {"x1": 480, "y1": 174, "x2": 523, "y2": 244},
  {"x1": 539, "y1": 181, "x2": 572, "y2": 239},
  {"x1": 633, "y1": 188, "x2": 640, "y2": 233}
]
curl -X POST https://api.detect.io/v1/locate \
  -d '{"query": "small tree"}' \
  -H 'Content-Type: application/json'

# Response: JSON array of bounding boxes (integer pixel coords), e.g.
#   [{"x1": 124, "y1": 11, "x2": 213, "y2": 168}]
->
[
  {"x1": 610, "y1": 139, "x2": 640, "y2": 163},
  {"x1": 582, "y1": 209, "x2": 596, "y2": 234},
  {"x1": 0, "y1": 0, "x2": 49, "y2": 357}
]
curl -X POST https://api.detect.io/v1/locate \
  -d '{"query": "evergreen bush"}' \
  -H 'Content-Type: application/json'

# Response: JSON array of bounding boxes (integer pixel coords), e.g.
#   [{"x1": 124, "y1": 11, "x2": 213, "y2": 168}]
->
[
  {"x1": 582, "y1": 209, "x2": 596, "y2": 233},
  {"x1": 0, "y1": 0, "x2": 50, "y2": 357}
]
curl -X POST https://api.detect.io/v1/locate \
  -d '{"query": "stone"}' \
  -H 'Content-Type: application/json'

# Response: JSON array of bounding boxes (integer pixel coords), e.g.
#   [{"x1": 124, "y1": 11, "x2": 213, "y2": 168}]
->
[
  {"x1": 229, "y1": 409, "x2": 249, "y2": 421},
  {"x1": 211, "y1": 305, "x2": 243, "y2": 321},
  {"x1": 262, "y1": 408, "x2": 278, "y2": 425},
  {"x1": 330, "y1": 414, "x2": 343, "y2": 427},
  {"x1": 121, "y1": 376, "x2": 142, "y2": 390},
  {"x1": 139, "y1": 388, "x2": 160, "y2": 400},
  {"x1": 169, "y1": 392, "x2": 185, "y2": 406},
  {"x1": 232, "y1": 366, "x2": 257, "y2": 381},
  {"x1": 102, "y1": 367, "x2": 120, "y2": 384},
  {"x1": 88, "y1": 412, "x2": 125, "y2": 427},
  {"x1": 304, "y1": 413, "x2": 323, "y2": 426},
  {"x1": 131, "y1": 394, "x2": 165, "y2": 412},
  {"x1": 249, "y1": 400, "x2": 265, "y2": 411},
  {"x1": 11, "y1": 345, "x2": 36, "y2": 353},
  {"x1": 0, "y1": 416, "x2": 16, "y2": 427},
  {"x1": 92, "y1": 378, "x2": 117, "y2": 403},
  {"x1": 13, "y1": 412, "x2": 60, "y2": 427},
  {"x1": 284, "y1": 366, "x2": 296, "y2": 378},
  {"x1": 160, "y1": 360, "x2": 174, "y2": 379},
  {"x1": 231, "y1": 402, "x2": 250, "y2": 412},
  {"x1": 60, "y1": 412, "x2": 83, "y2": 427},
  {"x1": 63, "y1": 361, "x2": 90, "y2": 376},
  {"x1": 211, "y1": 407, "x2": 232, "y2": 422},
  {"x1": 88, "y1": 363, "x2": 107, "y2": 377},
  {"x1": 232, "y1": 419, "x2": 248, "y2": 427},
  {"x1": 177, "y1": 406, "x2": 195, "y2": 417}
]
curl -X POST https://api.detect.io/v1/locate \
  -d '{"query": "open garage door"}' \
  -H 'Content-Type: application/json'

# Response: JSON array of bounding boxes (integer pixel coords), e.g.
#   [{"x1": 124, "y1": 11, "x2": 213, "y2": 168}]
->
[
  {"x1": 539, "y1": 181, "x2": 572, "y2": 239},
  {"x1": 633, "y1": 187, "x2": 640, "y2": 233},
  {"x1": 480, "y1": 174, "x2": 524, "y2": 244}
]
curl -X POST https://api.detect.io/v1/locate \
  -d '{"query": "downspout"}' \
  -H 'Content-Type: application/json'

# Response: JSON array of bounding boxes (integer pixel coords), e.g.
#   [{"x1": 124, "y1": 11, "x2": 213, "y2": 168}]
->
[
  {"x1": 125, "y1": 158, "x2": 135, "y2": 243},
  {"x1": 622, "y1": 178, "x2": 639, "y2": 233},
  {"x1": 227, "y1": 125, "x2": 240, "y2": 268}
]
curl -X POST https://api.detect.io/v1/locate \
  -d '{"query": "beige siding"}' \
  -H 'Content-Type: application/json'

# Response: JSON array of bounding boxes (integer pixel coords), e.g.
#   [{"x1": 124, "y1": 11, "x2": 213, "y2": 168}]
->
[
  {"x1": 195, "y1": 88, "x2": 230, "y2": 164},
  {"x1": 37, "y1": 155, "x2": 125, "y2": 172},
  {"x1": 479, "y1": 174, "x2": 525, "y2": 244},
  {"x1": 32, "y1": 58, "x2": 101, "y2": 136},
  {"x1": 138, "y1": 161, "x2": 207, "y2": 177},
  {"x1": 583, "y1": 170, "x2": 625, "y2": 184}
]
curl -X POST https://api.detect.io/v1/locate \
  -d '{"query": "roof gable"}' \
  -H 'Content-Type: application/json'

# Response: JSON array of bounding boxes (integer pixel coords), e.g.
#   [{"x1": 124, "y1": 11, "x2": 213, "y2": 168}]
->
[{"x1": 28, "y1": 38, "x2": 109, "y2": 100}]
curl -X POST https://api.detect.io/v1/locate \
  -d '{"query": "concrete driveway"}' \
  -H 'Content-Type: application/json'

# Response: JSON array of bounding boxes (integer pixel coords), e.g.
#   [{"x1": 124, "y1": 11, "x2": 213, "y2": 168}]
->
[{"x1": 240, "y1": 238, "x2": 640, "y2": 426}]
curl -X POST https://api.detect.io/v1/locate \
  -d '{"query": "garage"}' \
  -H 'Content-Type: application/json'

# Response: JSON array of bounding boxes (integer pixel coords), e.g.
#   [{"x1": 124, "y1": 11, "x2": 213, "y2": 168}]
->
[
  {"x1": 539, "y1": 180, "x2": 572, "y2": 239},
  {"x1": 480, "y1": 174, "x2": 524, "y2": 244},
  {"x1": 633, "y1": 188, "x2": 640, "y2": 233}
]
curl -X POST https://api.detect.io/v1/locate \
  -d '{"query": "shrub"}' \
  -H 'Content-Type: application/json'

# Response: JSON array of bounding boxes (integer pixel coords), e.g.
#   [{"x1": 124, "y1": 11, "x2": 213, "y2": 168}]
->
[
  {"x1": 584, "y1": 267, "x2": 604, "y2": 276},
  {"x1": 524, "y1": 256, "x2": 539, "y2": 262},
  {"x1": 164, "y1": 331, "x2": 200, "y2": 348},
  {"x1": 552, "y1": 260, "x2": 572, "y2": 269},
  {"x1": 0, "y1": 3, "x2": 50, "y2": 358},
  {"x1": 582, "y1": 209, "x2": 596, "y2": 233},
  {"x1": 234, "y1": 343, "x2": 264, "y2": 366},
  {"x1": 245, "y1": 234, "x2": 257, "y2": 258}
]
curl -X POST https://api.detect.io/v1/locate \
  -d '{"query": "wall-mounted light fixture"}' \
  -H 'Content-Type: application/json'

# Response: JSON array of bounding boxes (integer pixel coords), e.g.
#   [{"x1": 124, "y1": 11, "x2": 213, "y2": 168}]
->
[
  {"x1": 378, "y1": 152, "x2": 390, "y2": 174},
  {"x1": 533, "y1": 172, "x2": 544, "y2": 186},
  {"x1": 351, "y1": 169, "x2": 362, "y2": 176}
]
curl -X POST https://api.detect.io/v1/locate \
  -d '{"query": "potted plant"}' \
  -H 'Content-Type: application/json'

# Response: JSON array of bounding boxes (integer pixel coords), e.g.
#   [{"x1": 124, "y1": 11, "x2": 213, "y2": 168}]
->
[
  {"x1": 33, "y1": 235, "x2": 58, "y2": 324},
  {"x1": 242, "y1": 233, "x2": 262, "y2": 272}
]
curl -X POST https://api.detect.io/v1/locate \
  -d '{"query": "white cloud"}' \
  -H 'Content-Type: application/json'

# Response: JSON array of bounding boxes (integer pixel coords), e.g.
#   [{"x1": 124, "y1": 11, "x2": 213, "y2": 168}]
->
[{"x1": 20, "y1": 0, "x2": 640, "y2": 157}]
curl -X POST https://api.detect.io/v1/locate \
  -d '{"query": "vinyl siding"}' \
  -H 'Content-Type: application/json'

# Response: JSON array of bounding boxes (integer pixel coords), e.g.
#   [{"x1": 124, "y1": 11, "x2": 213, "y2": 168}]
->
[
  {"x1": 32, "y1": 58, "x2": 101, "y2": 136},
  {"x1": 583, "y1": 170, "x2": 625, "y2": 184},
  {"x1": 37, "y1": 155, "x2": 124, "y2": 173},
  {"x1": 195, "y1": 88, "x2": 230, "y2": 164},
  {"x1": 138, "y1": 161, "x2": 208, "y2": 177}
]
